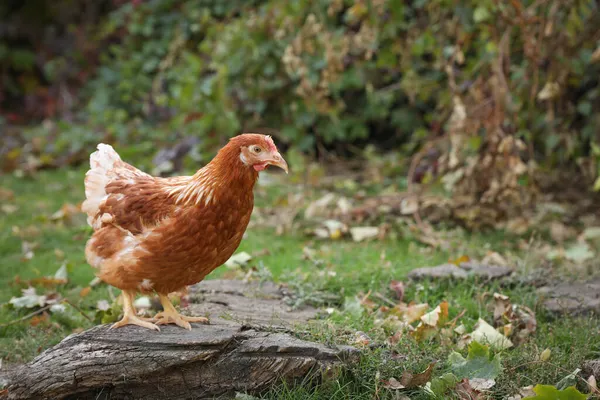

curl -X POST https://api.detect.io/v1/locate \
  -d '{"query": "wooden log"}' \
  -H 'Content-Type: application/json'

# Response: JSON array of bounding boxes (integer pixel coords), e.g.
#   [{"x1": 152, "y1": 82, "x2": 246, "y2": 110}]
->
[{"x1": 4, "y1": 280, "x2": 357, "y2": 399}]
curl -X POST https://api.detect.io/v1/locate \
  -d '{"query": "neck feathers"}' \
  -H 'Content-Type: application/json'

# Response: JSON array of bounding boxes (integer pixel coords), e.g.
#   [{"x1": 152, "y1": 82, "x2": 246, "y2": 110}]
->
[{"x1": 168, "y1": 142, "x2": 258, "y2": 206}]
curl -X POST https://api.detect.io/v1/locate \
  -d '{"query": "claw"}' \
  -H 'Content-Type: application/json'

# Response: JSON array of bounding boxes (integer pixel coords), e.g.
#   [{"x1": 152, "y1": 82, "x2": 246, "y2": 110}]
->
[
  {"x1": 154, "y1": 294, "x2": 209, "y2": 330},
  {"x1": 110, "y1": 291, "x2": 160, "y2": 331},
  {"x1": 111, "y1": 315, "x2": 160, "y2": 331}
]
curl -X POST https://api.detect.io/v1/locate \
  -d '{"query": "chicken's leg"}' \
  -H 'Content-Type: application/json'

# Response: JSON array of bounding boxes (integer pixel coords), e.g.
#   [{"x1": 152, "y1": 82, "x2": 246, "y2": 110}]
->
[
  {"x1": 153, "y1": 294, "x2": 209, "y2": 330},
  {"x1": 111, "y1": 290, "x2": 160, "y2": 331}
]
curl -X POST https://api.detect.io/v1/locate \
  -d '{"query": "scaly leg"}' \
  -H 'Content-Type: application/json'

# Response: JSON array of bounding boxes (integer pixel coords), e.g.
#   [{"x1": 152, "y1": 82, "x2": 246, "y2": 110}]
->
[
  {"x1": 153, "y1": 293, "x2": 209, "y2": 330},
  {"x1": 110, "y1": 290, "x2": 160, "y2": 331}
]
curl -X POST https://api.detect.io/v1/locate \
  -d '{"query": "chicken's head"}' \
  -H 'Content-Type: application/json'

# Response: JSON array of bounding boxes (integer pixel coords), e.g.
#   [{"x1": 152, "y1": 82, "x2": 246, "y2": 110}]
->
[{"x1": 236, "y1": 134, "x2": 288, "y2": 173}]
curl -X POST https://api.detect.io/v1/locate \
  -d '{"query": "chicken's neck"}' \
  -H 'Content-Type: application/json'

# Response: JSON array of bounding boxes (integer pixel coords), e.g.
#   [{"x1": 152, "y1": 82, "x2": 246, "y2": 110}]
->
[{"x1": 172, "y1": 153, "x2": 257, "y2": 206}]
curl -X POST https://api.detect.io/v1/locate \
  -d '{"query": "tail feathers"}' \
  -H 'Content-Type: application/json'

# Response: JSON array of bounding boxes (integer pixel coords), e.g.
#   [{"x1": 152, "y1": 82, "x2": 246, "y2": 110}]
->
[{"x1": 82, "y1": 144, "x2": 122, "y2": 227}]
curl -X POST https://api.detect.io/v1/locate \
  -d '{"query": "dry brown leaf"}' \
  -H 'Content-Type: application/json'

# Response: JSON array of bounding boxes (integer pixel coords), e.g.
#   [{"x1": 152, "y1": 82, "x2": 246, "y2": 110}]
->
[
  {"x1": 389, "y1": 280, "x2": 405, "y2": 302},
  {"x1": 388, "y1": 331, "x2": 403, "y2": 345},
  {"x1": 481, "y1": 251, "x2": 508, "y2": 266},
  {"x1": 353, "y1": 331, "x2": 371, "y2": 347},
  {"x1": 400, "y1": 361, "x2": 437, "y2": 389},
  {"x1": 383, "y1": 377, "x2": 405, "y2": 390},
  {"x1": 29, "y1": 313, "x2": 49, "y2": 327},
  {"x1": 588, "y1": 375, "x2": 598, "y2": 395},
  {"x1": 392, "y1": 302, "x2": 429, "y2": 324},
  {"x1": 493, "y1": 293, "x2": 511, "y2": 323},
  {"x1": 492, "y1": 292, "x2": 536, "y2": 345},
  {"x1": 79, "y1": 286, "x2": 92, "y2": 297},
  {"x1": 421, "y1": 301, "x2": 449, "y2": 327},
  {"x1": 455, "y1": 378, "x2": 485, "y2": 399},
  {"x1": 359, "y1": 291, "x2": 377, "y2": 311},
  {"x1": 411, "y1": 323, "x2": 438, "y2": 342},
  {"x1": 50, "y1": 202, "x2": 80, "y2": 221}
]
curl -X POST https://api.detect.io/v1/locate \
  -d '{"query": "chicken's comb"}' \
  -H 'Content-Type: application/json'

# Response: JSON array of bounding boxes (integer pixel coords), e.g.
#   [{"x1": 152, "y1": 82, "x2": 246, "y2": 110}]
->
[{"x1": 264, "y1": 135, "x2": 277, "y2": 152}]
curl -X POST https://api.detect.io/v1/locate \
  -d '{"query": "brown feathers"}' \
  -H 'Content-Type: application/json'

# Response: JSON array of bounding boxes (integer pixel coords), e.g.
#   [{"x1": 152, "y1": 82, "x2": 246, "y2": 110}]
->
[{"x1": 83, "y1": 134, "x2": 285, "y2": 295}]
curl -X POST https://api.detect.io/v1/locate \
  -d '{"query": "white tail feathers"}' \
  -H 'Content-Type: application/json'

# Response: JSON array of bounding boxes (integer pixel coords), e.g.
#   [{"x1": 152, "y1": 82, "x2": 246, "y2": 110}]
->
[{"x1": 81, "y1": 144, "x2": 122, "y2": 227}]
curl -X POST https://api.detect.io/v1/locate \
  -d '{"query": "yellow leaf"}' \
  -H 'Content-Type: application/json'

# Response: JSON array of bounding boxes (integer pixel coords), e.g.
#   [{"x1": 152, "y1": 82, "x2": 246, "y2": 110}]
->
[
  {"x1": 540, "y1": 348, "x2": 551, "y2": 362},
  {"x1": 449, "y1": 255, "x2": 470, "y2": 265}
]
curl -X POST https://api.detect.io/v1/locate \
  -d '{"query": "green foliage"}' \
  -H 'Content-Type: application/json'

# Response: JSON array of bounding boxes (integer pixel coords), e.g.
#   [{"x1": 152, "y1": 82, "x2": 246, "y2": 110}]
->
[
  {"x1": 448, "y1": 341, "x2": 503, "y2": 380},
  {"x1": 427, "y1": 372, "x2": 461, "y2": 398},
  {"x1": 523, "y1": 384, "x2": 588, "y2": 400},
  {"x1": 4, "y1": 0, "x2": 600, "y2": 189}
]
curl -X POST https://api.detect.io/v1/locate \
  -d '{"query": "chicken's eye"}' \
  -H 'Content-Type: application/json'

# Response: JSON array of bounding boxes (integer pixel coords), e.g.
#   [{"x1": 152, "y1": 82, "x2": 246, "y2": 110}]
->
[{"x1": 251, "y1": 146, "x2": 262, "y2": 154}]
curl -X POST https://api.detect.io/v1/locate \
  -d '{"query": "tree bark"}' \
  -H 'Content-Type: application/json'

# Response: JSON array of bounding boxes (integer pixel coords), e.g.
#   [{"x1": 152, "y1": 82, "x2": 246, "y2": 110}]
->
[{"x1": 4, "y1": 280, "x2": 357, "y2": 399}]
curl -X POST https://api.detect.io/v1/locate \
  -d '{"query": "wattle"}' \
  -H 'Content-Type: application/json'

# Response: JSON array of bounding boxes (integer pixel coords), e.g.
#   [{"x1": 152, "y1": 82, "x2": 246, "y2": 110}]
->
[{"x1": 253, "y1": 163, "x2": 268, "y2": 171}]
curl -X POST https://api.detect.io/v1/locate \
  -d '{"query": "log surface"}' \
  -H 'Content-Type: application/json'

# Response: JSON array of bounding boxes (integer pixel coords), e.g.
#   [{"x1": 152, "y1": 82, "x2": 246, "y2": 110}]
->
[{"x1": 5, "y1": 280, "x2": 356, "y2": 400}]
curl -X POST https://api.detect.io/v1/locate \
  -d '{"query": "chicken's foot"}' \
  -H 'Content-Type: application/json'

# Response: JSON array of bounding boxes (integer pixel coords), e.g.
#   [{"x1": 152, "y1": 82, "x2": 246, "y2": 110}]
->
[
  {"x1": 111, "y1": 290, "x2": 160, "y2": 331},
  {"x1": 153, "y1": 294, "x2": 209, "y2": 330}
]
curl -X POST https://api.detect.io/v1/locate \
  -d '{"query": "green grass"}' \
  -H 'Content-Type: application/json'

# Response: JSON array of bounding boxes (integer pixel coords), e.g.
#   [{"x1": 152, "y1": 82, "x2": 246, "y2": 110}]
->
[{"x1": 0, "y1": 169, "x2": 598, "y2": 399}]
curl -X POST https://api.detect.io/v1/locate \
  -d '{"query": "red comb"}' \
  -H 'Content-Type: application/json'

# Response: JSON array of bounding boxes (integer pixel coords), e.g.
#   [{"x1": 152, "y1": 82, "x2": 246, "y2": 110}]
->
[{"x1": 265, "y1": 135, "x2": 277, "y2": 152}]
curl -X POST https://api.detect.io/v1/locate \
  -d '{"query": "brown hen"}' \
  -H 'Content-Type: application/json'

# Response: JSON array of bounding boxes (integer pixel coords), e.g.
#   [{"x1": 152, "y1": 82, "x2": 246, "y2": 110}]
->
[{"x1": 82, "y1": 134, "x2": 288, "y2": 330}]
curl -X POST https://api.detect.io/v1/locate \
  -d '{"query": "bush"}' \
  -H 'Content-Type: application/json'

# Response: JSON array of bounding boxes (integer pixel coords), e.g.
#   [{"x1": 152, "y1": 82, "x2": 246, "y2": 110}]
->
[{"x1": 3, "y1": 0, "x2": 600, "y2": 191}]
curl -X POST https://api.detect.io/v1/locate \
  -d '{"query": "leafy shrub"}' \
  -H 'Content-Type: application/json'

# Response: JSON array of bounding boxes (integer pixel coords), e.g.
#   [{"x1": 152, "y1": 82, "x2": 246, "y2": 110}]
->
[{"x1": 3, "y1": 0, "x2": 600, "y2": 193}]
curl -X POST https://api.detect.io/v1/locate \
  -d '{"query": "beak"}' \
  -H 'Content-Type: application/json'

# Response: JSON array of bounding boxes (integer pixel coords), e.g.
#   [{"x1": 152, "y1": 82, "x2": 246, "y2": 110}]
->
[{"x1": 268, "y1": 152, "x2": 288, "y2": 174}]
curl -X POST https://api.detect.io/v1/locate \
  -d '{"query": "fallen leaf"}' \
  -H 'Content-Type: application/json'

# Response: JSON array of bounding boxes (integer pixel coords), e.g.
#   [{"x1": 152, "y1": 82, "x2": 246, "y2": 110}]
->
[
  {"x1": 305, "y1": 193, "x2": 336, "y2": 218},
  {"x1": 481, "y1": 251, "x2": 508, "y2": 266},
  {"x1": 29, "y1": 313, "x2": 49, "y2": 327},
  {"x1": 412, "y1": 323, "x2": 438, "y2": 342},
  {"x1": 449, "y1": 341, "x2": 503, "y2": 381},
  {"x1": 350, "y1": 226, "x2": 379, "y2": 242},
  {"x1": 89, "y1": 277, "x2": 102, "y2": 287},
  {"x1": 54, "y1": 248, "x2": 65, "y2": 260},
  {"x1": 1, "y1": 204, "x2": 18, "y2": 214},
  {"x1": 358, "y1": 291, "x2": 377, "y2": 311},
  {"x1": 389, "y1": 280, "x2": 405, "y2": 302},
  {"x1": 9, "y1": 287, "x2": 49, "y2": 308},
  {"x1": 493, "y1": 293, "x2": 511, "y2": 323},
  {"x1": 471, "y1": 319, "x2": 513, "y2": 350},
  {"x1": 50, "y1": 304, "x2": 66, "y2": 313},
  {"x1": 400, "y1": 361, "x2": 437, "y2": 388},
  {"x1": 225, "y1": 252, "x2": 252, "y2": 268},
  {"x1": 537, "y1": 82, "x2": 560, "y2": 100},
  {"x1": 420, "y1": 301, "x2": 449, "y2": 327},
  {"x1": 469, "y1": 377, "x2": 496, "y2": 391},
  {"x1": 321, "y1": 219, "x2": 347, "y2": 239},
  {"x1": 455, "y1": 378, "x2": 486, "y2": 399},
  {"x1": 549, "y1": 222, "x2": 576, "y2": 243},
  {"x1": 79, "y1": 286, "x2": 92, "y2": 297},
  {"x1": 50, "y1": 202, "x2": 80, "y2": 221},
  {"x1": 353, "y1": 331, "x2": 371, "y2": 346},
  {"x1": 564, "y1": 242, "x2": 594, "y2": 263},
  {"x1": 556, "y1": 368, "x2": 581, "y2": 390},
  {"x1": 383, "y1": 377, "x2": 405, "y2": 390},
  {"x1": 540, "y1": 348, "x2": 551, "y2": 362},
  {"x1": 427, "y1": 372, "x2": 461, "y2": 398},
  {"x1": 133, "y1": 296, "x2": 151, "y2": 310},
  {"x1": 388, "y1": 331, "x2": 403, "y2": 345},
  {"x1": 588, "y1": 375, "x2": 598, "y2": 395},
  {"x1": 454, "y1": 324, "x2": 467, "y2": 335},
  {"x1": 96, "y1": 300, "x2": 110, "y2": 311},
  {"x1": 400, "y1": 197, "x2": 419, "y2": 215},
  {"x1": 21, "y1": 241, "x2": 37, "y2": 261},
  {"x1": 450, "y1": 255, "x2": 470, "y2": 265},
  {"x1": 54, "y1": 263, "x2": 68, "y2": 282},
  {"x1": 522, "y1": 384, "x2": 587, "y2": 399},
  {"x1": 392, "y1": 302, "x2": 429, "y2": 324}
]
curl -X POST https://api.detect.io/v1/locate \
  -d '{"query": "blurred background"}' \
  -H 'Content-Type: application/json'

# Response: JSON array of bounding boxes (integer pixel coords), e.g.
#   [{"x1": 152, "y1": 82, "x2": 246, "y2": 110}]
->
[
  {"x1": 1, "y1": 0, "x2": 599, "y2": 204},
  {"x1": 1, "y1": 1, "x2": 600, "y2": 397}
]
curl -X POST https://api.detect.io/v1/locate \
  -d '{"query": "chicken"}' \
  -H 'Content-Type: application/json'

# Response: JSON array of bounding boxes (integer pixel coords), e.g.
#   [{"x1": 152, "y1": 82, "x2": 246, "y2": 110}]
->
[{"x1": 81, "y1": 134, "x2": 288, "y2": 330}]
